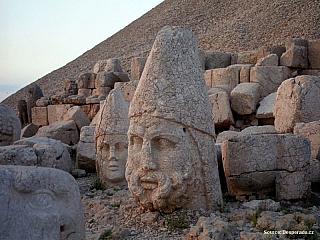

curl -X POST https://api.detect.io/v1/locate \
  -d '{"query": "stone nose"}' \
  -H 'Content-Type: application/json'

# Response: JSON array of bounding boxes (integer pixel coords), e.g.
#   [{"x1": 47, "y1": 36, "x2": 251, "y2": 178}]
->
[
  {"x1": 140, "y1": 140, "x2": 156, "y2": 171},
  {"x1": 108, "y1": 145, "x2": 117, "y2": 161}
]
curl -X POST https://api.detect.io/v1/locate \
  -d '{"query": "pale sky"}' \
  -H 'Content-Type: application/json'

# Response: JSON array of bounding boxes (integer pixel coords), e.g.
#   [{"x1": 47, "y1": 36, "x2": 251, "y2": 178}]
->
[{"x1": 0, "y1": 0, "x2": 163, "y2": 102}]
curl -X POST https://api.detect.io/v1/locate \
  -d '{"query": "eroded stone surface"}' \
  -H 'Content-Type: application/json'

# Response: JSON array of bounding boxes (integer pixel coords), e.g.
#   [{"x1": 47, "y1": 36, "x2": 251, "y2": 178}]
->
[
  {"x1": 0, "y1": 145, "x2": 38, "y2": 166},
  {"x1": 256, "y1": 54, "x2": 278, "y2": 66},
  {"x1": 274, "y1": 75, "x2": 320, "y2": 133},
  {"x1": 77, "y1": 126, "x2": 96, "y2": 173},
  {"x1": 93, "y1": 58, "x2": 123, "y2": 73},
  {"x1": 256, "y1": 92, "x2": 277, "y2": 119},
  {"x1": 0, "y1": 165, "x2": 85, "y2": 240},
  {"x1": 21, "y1": 123, "x2": 39, "y2": 138},
  {"x1": 47, "y1": 104, "x2": 74, "y2": 125},
  {"x1": 126, "y1": 26, "x2": 222, "y2": 212},
  {"x1": 280, "y1": 45, "x2": 308, "y2": 69},
  {"x1": 308, "y1": 40, "x2": 320, "y2": 69},
  {"x1": 209, "y1": 91, "x2": 234, "y2": 128},
  {"x1": 131, "y1": 57, "x2": 147, "y2": 80},
  {"x1": 95, "y1": 87, "x2": 129, "y2": 187},
  {"x1": 114, "y1": 80, "x2": 139, "y2": 102},
  {"x1": 205, "y1": 51, "x2": 231, "y2": 69},
  {"x1": 0, "y1": 104, "x2": 21, "y2": 146},
  {"x1": 64, "y1": 106, "x2": 90, "y2": 131}
]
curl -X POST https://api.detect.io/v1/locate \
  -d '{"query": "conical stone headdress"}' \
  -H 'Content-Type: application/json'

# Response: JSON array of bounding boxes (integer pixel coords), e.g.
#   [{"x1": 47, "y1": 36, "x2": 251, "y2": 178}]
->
[{"x1": 129, "y1": 26, "x2": 215, "y2": 137}]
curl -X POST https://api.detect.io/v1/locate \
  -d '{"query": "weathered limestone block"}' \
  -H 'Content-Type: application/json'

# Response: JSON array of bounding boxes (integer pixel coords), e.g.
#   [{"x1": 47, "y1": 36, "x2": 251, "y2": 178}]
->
[
  {"x1": 230, "y1": 83, "x2": 260, "y2": 115},
  {"x1": 21, "y1": 123, "x2": 38, "y2": 138},
  {"x1": 77, "y1": 72, "x2": 96, "y2": 89},
  {"x1": 256, "y1": 92, "x2": 277, "y2": 119},
  {"x1": 207, "y1": 87, "x2": 228, "y2": 95},
  {"x1": 95, "y1": 72, "x2": 121, "y2": 88},
  {"x1": 0, "y1": 165, "x2": 85, "y2": 240},
  {"x1": 256, "y1": 54, "x2": 278, "y2": 66},
  {"x1": 50, "y1": 94, "x2": 68, "y2": 105},
  {"x1": 239, "y1": 64, "x2": 254, "y2": 83},
  {"x1": 198, "y1": 49, "x2": 206, "y2": 70},
  {"x1": 78, "y1": 88, "x2": 92, "y2": 97},
  {"x1": 113, "y1": 72, "x2": 131, "y2": 83},
  {"x1": 95, "y1": 87, "x2": 129, "y2": 187},
  {"x1": 205, "y1": 51, "x2": 231, "y2": 69},
  {"x1": 76, "y1": 126, "x2": 96, "y2": 172},
  {"x1": 131, "y1": 57, "x2": 147, "y2": 80},
  {"x1": 64, "y1": 106, "x2": 90, "y2": 131},
  {"x1": 92, "y1": 87, "x2": 111, "y2": 96},
  {"x1": 285, "y1": 38, "x2": 308, "y2": 49},
  {"x1": 222, "y1": 134, "x2": 311, "y2": 199},
  {"x1": 209, "y1": 65, "x2": 240, "y2": 93},
  {"x1": 256, "y1": 45, "x2": 286, "y2": 63},
  {"x1": 294, "y1": 121, "x2": 320, "y2": 182},
  {"x1": 216, "y1": 131, "x2": 241, "y2": 144},
  {"x1": 47, "y1": 104, "x2": 73, "y2": 125},
  {"x1": 36, "y1": 120, "x2": 79, "y2": 145},
  {"x1": 14, "y1": 137, "x2": 72, "y2": 172},
  {"x1": 0, "y1": 104, "x2": 21, "y2": 146},
  {"x1": 62, "y1": 77, "x2": 78, "y2": 95},
  {"x1": 114, "y1": 80, "x2": 139, "y2": 102},
  {"x1": 274, "y1": 75, "x2": 320, "y2": 133},
  {"x1": 126, "y1": 26, "x2": 223, "y2": 212},
  {"x1": 209, "y1": 91, "x2": 234, "y2": 128},
  {"x1": 31, "y1": 107, "x2": 48, "y2": 127},
  {"x1": 298, "y1": 69, "x2": 320, "y2": 77},
  {"x1": 241, "y1": 125, "x2": 276, "y2": 135},
  {"x1": 237, "y1": 50, "x2": 257, "y2": 64},
  {"x1": 80, "y1": 104, "x2": 100, "y2": 121},
  {"x1": 0, "y1": 145, "x2": 38, "y2": 166},
  {"x1": 93, "y1": 58, "x2": 123, "y2": 73},
  {"x1": 36, "y1": 97, "x2": 49, "y2": 107},
  {"x1": 63, "y1": 95, "x2": 86, "y2": 105},
  {"x1": 308, "y1": 40, "x2": 320, "y2": 69},
  {"x1": 250, "y1": 66, "x2": 292, "y2": 97},
  {"x1": 280, "y1": 45, "x2": 308, "y2": 69},
  {"x1": 86, "y1": 95, "x2": 105, "y2": 104}
]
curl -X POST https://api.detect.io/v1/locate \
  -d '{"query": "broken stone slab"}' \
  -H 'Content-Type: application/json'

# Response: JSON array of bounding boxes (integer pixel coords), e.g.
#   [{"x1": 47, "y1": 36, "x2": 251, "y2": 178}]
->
[
  {"x1": 80, "y1": 104, "x2": 100, "y2": 121},
  {"x1": 64, "y1": 106, "x2": 90, "y2": 131},
  {"x1": 114, "y1": 80, "x2": 139, "y2": 102},
  {"x1": 230, "y1": 82, "x2": 260, "y2": 115},
  {"x1": 36, "y1": 120, "x2": 79, "y2": 145},
  {"x1": 78, "y1": 88, "x2": 92, "y2": 97},
  {"x1": 93, "y1": 58, "x2": 123, "y2": 73},
  {"x1": 21, "y1": 123, "x2": 39, "y2": 138},
  {"x1": 280, "y1": 45, "x2": 308, "y2": 69},
  {"x1": 205, "y1": 51, "x2": 231, "y2": 69},
  {"x1": 31, "y1": 107, "x2": 48, "y2": 127},
  {"x1": 256, "y1": 45, "x2": 286, "y2": 63},
  {"x1": 0, "y1": 165, "x2": 85, "y2": 239},
  {"x1": 222, "y1": 134, "x2": 311, "y2": 199},
  {"x1": 239, "y1": 64, "x2": 254, "y2": 83},
  {"x1": 308, "y1": 39, "x2": 320, "y2": 70},
  {"x1": 36, "y1": 97, "x2": 50, "y2": 107},
  {"x1": 241, "y1": 125, "x2": 276, "y2": 135},
  {"x1": 92, "y1": 87, "x2": 111, "y2": 96},
  {"x1": 86, "y1": 95, "x2": 106, "y2": 104},
  {"x1": 77, "y1": 72, "x2": 96, "y2": 89},
  {"x1": 95, "y1": 72, "x2": 121, "y2": 88},
  {"x1": 285, "y1": 38, "x2": 308, "y2": 49},
  {"x1": 256, "y1": 54, "x2": 278, "y2": 66},
  {"x1": 50, "y1": 94, "x2": 68, "y2": 105},
  {"x1": 256, "y1": 92, "x2": 277, "y2": 119},
  {"x1": 131, "y1": 57, "x2": 147, "y2": 80},
  {"x1": 250, "y1": 66, "x2": 292, "y2": 98},
  {"x1": 274, "y1": 75, "x2": 320, "y2": 133},
  {"x1": 209, "y1": 65, "x2": 241, "y2": 94},
  {"x1": 47, "y1": 104, "x2": 74, "y2": 125},
  {"x1": 209, "y1": 91, "x2": 234, "y2": 128},
  {"x1": 0, "y1": 104, "x2": 21, "y2": 146},
  {"x1": 14, "y1": 136, "x2": 73, "y2": 172},
  {"x1": 113, "y1": 72, "x2": 131, "y2": 83},
  {"x1": 63, "y1": 95, "x2": 86, "y2": 105},
  {"x1": 76, "y1": 126, "x2": 96, "y2": 172},
  {"x1": 216, "y1": 130, "x2": 241, "y2": 144},
  {"x1": 0, "y1": 145, "x2": 38, "y2": 166}
]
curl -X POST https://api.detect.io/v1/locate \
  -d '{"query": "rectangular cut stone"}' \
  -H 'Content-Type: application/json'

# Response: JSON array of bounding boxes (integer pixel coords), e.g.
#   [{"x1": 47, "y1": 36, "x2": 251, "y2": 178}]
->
[
  {"x1": 209, "y1": 91, "x2": 234, "y2": 128},
  {"x1": 78, "y1": 88, "x2": 92, "y2": 97},
  {"x1": 239, "y1": 64, "x2": 254, "y2": 83},
  {"x1": 256, "y1": 92, "x2": 277, "y2": 119},
  {"x1": 114, "y1": 80, "x2": 139, "y2": 102},
  {"x1": 31, "y1": 107, "x2": 48, "y2": 126},
  {"x1": 204, "y1": 69, "x2": 213, "y2": 89},
  {"x1": 80, "y1": 104, "x2": 100, "y2": 121},
  {"x1": 297, "y1": 69, "x2": 320, "y2": 77},
  {"x1": 205, "y1": 51, "x2": 231, "y2": 69},
  {"x1": 211, "y1": 65, "x2": 240, "y2": 94},
  {"x1": 274, "y1": 75, "x2": 320, "y2": 133},
  {"x1": 285, "y1": 38, "x2": 308, "y2": 50},
  {"x1": 47, "y1": 104, "x2": 73, "y2": 125},
  {"x1": 131, "y1": 57, "x2": 147, "y2": 80},
  {"x1": 92, "y1": 87, "x2": 111, "y2": 96},
  {"x1": 76, "y1": 126, "x2": 96, "y2": 172},
  {"x1": 222, "y1": 134, "x2": 311, "y2": 199},
  {"x1": 237, "y1": 50, "x2": 257, "y2": 64},
  {"x1": 308, "y1": 40, "x2": 320, "y2": 69},
  {"x1": 280, "y1": 45, "x2": 308, "y2": 69},
  {"x1": 250, "y1": 66, "x2": 292, "y2": 97}
]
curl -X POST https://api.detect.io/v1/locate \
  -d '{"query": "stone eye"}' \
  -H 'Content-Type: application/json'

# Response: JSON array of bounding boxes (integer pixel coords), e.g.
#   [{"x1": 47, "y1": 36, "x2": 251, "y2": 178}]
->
[
  {"x1": 130, "y1": 136, "x2": 143, "y2": 152},
  {"x1": 28, "y1": 190, "x2": 54, "y2": 210},
  {"x1": 153, "y1": 138, "x2": 175, "y2": 150}
]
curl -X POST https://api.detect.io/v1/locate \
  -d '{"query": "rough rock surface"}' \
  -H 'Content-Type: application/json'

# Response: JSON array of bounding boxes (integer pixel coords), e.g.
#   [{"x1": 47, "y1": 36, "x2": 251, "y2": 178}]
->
[
  {"x1": 0, "y1": 104, "x2": 21, "y2": 146},
  {"x1": 93, "y1": 58, "x2": 123, "y2": 73},
  {"x1": 308, "y1": 39, "x2": 320, "y2": 70},
  {"x1": 47, "y1": 104, "x2": 74, "y2": 125},
  {"x1": 0, "y1": 145, "x2": 38, "y2": 166},
  {"x1": 222, "y1": 134, "x2": 311, "y2": 200},
  {"x1": 274, "y1": 75, "x2": 320, "y2": 133},
  {"x1": 20, "y1": 123, "x2": 39, "y2": 138},
  {"x1": 31, "y1": 107, "x2": 48, "y2": 126},
  {"x1": 0, "y1": 165, "x2": 85, "y2": 240},
  {"x1": 64, "y1": 106, "x2": 90, "y2": 131},
  {"x1": 205, "y1": 51, "x2": 231, "y2": 69},
  {"x1": 114, "y1": 80, "x2": 139, "y2": 102},
  {"x1": 95, "y1": 87, "x2": 129, "y2": 187},
  {"x1": 256, "y1": 54, "x2": 278, "y2": 66},
  {"x1": 256, "y1": 92, "x2": 277, "y2": 119},
  {"x1": 14, "y1": 137, "x2": 73, "y2": 172},
  {"x1": 77, "y1": 126, "x2": 96, "y2": 172},
  {"x1": 127, "y1": 26, "x2": 222, "y2": 212},
  {"x1": 209, "y1": 65, "x2": 240, "y2": 94},
  {"x1": 36, "y1": 120, "x2": 79, "y2": 145},
  {"x1": 241, "y1": 125, "x2": 277, "y2": 135},
  {"x1": 130, "y1": 57, "x2": 147, "y2": 80},
  {"x1": 209, "y1": 91, "x2": 234, "y2": 128}
]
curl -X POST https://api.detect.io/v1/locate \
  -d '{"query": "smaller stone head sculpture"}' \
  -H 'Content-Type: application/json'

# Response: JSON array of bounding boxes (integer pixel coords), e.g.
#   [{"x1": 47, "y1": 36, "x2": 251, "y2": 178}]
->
[
  {"x1": 0, "y1": 104, "x2": 21, "y2": 146},
  {"x1": 95, "y1": 87, "x2": 129, "y2": 187}
]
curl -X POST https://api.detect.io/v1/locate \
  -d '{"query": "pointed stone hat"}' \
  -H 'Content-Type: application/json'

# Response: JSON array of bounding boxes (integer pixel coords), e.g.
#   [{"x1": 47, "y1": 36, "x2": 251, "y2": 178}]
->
[
  {"x1": 95, "y1": 86, "x2": 129, "y2": 137},
  {"x1": 129, "y1": 26, "x2": 215, "y2": 136}
]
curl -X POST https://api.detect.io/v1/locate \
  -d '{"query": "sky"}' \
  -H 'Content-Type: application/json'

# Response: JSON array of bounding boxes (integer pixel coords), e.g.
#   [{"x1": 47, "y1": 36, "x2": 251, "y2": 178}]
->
[{"x1": 0, "y1": 0, "x2": 164, "y2": 102}]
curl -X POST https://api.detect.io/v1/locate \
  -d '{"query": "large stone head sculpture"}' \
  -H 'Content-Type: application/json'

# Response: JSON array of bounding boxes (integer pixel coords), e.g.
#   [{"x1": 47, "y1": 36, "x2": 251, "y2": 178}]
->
[
  {"x1": 126, "y1": 26, "x2": 223, "y2": 212},
  {"x1": 0, "y1": 166, "x2": 85, "y2": 240},
  {"x1": 95, "y1": 87, "x2": 129, "y2": 187}
]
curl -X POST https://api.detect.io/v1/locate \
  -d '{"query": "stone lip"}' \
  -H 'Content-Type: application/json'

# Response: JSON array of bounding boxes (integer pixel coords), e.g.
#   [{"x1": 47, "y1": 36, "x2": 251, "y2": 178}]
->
[{"x1": 129, "y1": 26, "x2": 215, "y2": 137}]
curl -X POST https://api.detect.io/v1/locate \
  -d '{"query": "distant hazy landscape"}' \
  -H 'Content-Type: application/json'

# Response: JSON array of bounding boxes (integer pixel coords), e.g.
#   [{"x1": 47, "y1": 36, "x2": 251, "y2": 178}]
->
[{"x1": 0, "y1": 85, "x2": 21, "y2": 102}]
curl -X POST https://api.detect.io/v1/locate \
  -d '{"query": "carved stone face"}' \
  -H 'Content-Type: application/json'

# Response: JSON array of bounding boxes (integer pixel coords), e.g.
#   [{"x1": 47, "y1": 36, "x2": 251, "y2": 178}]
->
[
  {"x1": 97, "y1": 134, "x2": 128, "y2": 184},
  {"x1": 126, "y1": 116, "x2": 197, "y2": 212}
]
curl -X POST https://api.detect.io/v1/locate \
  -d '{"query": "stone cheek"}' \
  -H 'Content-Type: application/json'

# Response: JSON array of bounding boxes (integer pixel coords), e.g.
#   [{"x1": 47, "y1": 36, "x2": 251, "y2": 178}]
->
[{"x1": 96, "y1": 134, "x2": 128, "y2": 187}]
